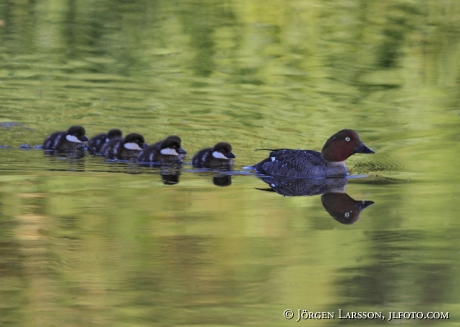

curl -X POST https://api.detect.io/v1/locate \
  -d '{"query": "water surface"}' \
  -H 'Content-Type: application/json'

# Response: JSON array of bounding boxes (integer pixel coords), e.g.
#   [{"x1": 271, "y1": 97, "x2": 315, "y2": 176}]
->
[{"x1": 1, "y1": 0, "x2": 460, "y2": 326}]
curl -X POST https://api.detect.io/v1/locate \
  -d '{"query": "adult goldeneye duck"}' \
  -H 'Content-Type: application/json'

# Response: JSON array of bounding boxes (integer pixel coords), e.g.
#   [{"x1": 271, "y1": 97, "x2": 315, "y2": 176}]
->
[
  {"x1": 137, "y1": 136, "x2": 182, "y2": 164},
  {"x1": 88, "y1": 129, "x2": 122, "y2": 154},
  {"x1": 192, "y1": 142, "x2": 235, "y2": 169},
  {"x1": 101, "y1": 133, "x2": 146, "y2": 160},
  {"x1": 251, "y1": 129, "x2": 374, "y2": 177},
  {"x1": 42, "y1": 125, "x2": 88, "y2": 152}
]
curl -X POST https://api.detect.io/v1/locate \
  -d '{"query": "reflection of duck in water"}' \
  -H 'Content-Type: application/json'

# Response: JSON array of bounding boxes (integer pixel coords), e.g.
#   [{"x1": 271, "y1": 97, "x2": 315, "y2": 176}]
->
[
  {"x1": 321, "y1": 192, "x2": 373, "y2": 224},
  {"x1": 257, "y1": 176, "x2": 348, "y2": 196},
  {"x1": 250, "y1": 129, "x2": 374, "y2": 178},
  {"x1": 256, "y1": 177, "x2": 373, "y2": 224},
  {"x1": 161, "y1": 171, "x2": 180, "y2": 185},
  {"x1": 213, "y1": 174, "x2": 232, "y2": 187}
]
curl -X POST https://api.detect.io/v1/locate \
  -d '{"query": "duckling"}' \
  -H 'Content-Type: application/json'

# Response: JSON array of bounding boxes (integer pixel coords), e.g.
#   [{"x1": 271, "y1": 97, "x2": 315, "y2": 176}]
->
[
  {"x1": 137, "y1": 136, "x2": 182, "y2": 164},
  {"x1": 192, "y1": 142, "x2": 235, "y2": 169},
  {"x1": 43, "y1": 125, "x2": 88, "y2": 152},
  {"x1": 150, "y1": 135, "x2": 187, "y2": 159},
  {"x1": 88, "y1": 129, "x2": 122, "y2": 154},
  {"x1": 101, "y1": 133, "x2": 146, "y2": 160}
]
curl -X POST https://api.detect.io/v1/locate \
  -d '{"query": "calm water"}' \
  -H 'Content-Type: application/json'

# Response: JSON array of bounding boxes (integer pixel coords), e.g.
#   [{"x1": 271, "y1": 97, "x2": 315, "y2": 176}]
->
[{"x1": 1, "y1": 0, "x2": 460, "y2": 326}]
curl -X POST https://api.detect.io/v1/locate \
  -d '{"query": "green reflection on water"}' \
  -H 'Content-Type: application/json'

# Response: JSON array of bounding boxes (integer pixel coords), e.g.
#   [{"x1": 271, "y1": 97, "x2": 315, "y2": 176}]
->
[{"x1": 1, "y1": 0, "x2": 460, "y2": 326}]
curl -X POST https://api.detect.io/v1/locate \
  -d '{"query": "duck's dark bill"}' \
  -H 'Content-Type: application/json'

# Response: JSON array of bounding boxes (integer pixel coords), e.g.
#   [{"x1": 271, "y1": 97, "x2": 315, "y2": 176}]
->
[{"x1": 355, "y1": 142, "x2": 375, "y2": 154}]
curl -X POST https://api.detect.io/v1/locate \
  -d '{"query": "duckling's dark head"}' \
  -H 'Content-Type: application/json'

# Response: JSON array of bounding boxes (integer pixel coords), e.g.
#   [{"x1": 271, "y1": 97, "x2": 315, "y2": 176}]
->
[
  {"x1": 165, "y1": 135, "x2": 182, "y2": 143},
  {"x1": 160, "y1": 137, "x2": 181, "y2": 156},
  {"x1": 163, "y1": 135, "x2": 187, "y2": 154},
  {"x1": 107, "y1": 129, "x2": 122, "y2": 140},
  {"x1": 66, "y1": 125, "x2": 88, "y2": 143},
  {"x1": 123, "y1": 133, "x2": 146, "y2": 150},
  {"x1": 212, "y1": 142, "x2": 235, "y2": 159}
]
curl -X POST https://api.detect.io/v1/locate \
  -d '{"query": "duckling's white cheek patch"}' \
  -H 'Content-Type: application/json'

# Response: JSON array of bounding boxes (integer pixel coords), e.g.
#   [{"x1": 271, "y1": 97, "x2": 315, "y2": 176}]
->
[
  {"x1": 124, "y1": 142, "x2": 142, "y2": 150},
  {"x1": 271, "y1": 157, "x2": 276, "y2": 162},
  {"x1": 161, "y1": 148, "x2": 179, "y2": 156},
  {"x1": 66, "y1": 135, "x2": 83, "y2": 143},
  {"x1": 212, "y1": 151, "x2": 229, "y2": 159}
]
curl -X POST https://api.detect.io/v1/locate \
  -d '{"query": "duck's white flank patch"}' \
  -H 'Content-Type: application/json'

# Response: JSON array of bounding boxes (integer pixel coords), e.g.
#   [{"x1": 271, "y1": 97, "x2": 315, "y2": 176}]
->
[
  {"x1": 124, "y1": 142, "x2": 142, "y2": 150},
  {"x1": 271, "y1": 156, "x2": 276, "y2": 162},
  {"x1": 212, "y1": 151, "x2": 228, "y2": 159},
  {"x1": 66, "y1": 135, "x2": 82, "y2": 143},
  {"x1": 161, "y1": 148, "x2": 179, "y2": 156}
]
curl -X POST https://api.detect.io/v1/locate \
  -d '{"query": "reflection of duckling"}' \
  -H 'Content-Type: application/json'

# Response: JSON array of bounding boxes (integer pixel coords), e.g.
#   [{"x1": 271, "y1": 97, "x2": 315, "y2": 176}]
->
[
  {"x1": 43, "y1": 125, "x2": 88, "y2": 152},
  {"x1": 88, "y1": 129, "x2": 122, "y2": 154},
  {"x1": 161, "y1": 172, "x2": 180, "y2": 185},
  {"x1": 321, "y1": 193, "x2": 374, "y2": 224},
  {"x1": 192, "y1": 142, "x2": 235, "y2": 169},
  {"x1": 150, "y1": 136, "x2": 187, "y2": 160},
  {"x1": 137, "y1": 137, "x2": 182, "y2": 164},
  {"x1": 213, "y1": 175, "x2": 232, "y2": 187},
  {"x1": 101, "y1": 133, "x2": 146, "y2": 160},
  {"x1": 251, "y1": 129, "x2": 374, "y2": 177}
]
